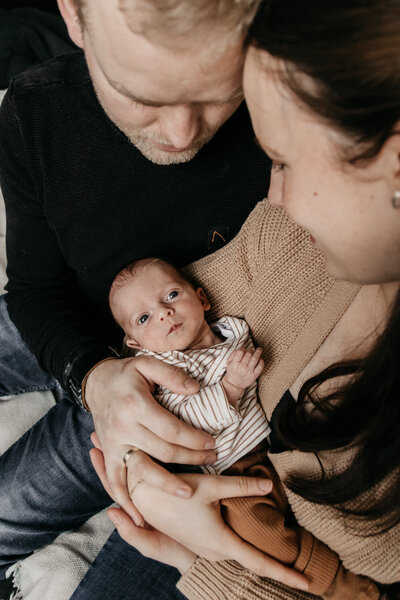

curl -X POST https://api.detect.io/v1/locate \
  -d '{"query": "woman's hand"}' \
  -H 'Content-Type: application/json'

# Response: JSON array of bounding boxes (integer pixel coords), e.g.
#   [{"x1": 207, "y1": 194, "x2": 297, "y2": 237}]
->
[
  {"x1": 85, "y1": 356, "x2": 216, "y2": 524},
  {"x1": 107, "y1": 508, "x2": 197, "y2": 574},
  {"x1": 92, "y1": 451, "x2": 309, "y2": 591}
]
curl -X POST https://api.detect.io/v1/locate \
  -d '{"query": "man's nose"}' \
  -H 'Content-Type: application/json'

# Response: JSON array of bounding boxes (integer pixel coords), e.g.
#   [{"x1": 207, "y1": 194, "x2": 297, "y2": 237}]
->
[{"x1": 160, "y1": 105, "x2": 201, "y2": 149}]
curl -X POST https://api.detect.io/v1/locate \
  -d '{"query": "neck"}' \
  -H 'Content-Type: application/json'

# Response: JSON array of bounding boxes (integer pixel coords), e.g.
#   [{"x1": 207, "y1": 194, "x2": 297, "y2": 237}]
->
[{"x1": 188, "y1": 321, "x2": 221, "y2": 350}]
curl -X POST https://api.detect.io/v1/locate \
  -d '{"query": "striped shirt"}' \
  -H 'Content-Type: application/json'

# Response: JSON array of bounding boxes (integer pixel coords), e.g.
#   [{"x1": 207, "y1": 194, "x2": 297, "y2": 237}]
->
[{"x1": 136, "y1": 316, "x2": 271, "y2": 475}]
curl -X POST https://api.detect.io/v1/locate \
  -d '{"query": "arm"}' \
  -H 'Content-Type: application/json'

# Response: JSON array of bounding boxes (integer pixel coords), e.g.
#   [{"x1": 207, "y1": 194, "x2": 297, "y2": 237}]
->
[
  {"x1": 220, "y1": 463, "x2": 379, "y2": 600},
  {"x1": 0, "y1": 89, "x2": 217, "y2": 522},
  {"x1": 0, "y1": 89, "x2": 112, "y2": 386},
  {"x1": 171, "y1": 346, "x2": 265, "y2": 435}
]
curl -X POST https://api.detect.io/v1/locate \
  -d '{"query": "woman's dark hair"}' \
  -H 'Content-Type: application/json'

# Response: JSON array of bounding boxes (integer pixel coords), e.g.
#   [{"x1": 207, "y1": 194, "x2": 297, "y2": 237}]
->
[{"x1": 246, "y1": 0, "x2": 400, "y2": 530}]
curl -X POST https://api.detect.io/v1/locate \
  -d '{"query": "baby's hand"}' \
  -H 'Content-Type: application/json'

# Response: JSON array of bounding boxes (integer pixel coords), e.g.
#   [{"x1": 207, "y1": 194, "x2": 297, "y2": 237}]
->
[{"x1": 223, "y1": 347, "x2": 264, "y2": 400}]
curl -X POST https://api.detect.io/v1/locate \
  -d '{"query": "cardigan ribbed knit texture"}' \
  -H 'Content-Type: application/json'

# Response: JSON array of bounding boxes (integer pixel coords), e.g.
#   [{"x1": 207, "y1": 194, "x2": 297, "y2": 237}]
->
[{"x1": 178, "y1": 201, "x2": 399, "y2": 600}]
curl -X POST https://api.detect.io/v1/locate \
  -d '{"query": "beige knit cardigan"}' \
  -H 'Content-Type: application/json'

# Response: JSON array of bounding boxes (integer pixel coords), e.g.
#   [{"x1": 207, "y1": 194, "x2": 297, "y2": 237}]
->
[{"x1": 178, "y1": 200, "x2": 399, "y2": 600}]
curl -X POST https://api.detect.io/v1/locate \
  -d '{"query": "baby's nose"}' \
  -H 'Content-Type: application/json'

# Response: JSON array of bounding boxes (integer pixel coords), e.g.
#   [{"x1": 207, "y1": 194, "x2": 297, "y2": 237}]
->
[{"x1": 159, "y1": 306, "x2": 173, "y2": 320}]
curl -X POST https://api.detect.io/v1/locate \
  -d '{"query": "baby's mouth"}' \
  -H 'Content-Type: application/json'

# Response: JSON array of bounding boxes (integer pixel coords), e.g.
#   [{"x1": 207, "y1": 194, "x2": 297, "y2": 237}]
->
[{"x1": 168, "y1": 323, "x2": 182, "y2": 335}]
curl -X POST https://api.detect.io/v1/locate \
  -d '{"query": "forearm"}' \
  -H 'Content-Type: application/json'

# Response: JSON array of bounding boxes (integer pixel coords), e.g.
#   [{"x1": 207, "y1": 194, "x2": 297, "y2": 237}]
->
[{"x1": 5, "y1": 284, "x2": 115, "y2": 386}]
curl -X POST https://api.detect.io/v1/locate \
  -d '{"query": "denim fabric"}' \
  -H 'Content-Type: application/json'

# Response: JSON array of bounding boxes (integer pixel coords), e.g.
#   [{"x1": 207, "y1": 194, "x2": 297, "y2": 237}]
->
[
  {"x1": 0, "y1": 398, "x2": 112, "y2": 578},
  {"x1": 0, "y1": 295, "x2": 58, "y2": 396},
  {"x1": 0, "y1": 293, "x2": 179, "y2": 597},
  {"x1": 0, "y1": 295, "x2": 113, "y2": 577},
  {"x1": 70, "y1": 530, "x2": 186, "y2": 600}
]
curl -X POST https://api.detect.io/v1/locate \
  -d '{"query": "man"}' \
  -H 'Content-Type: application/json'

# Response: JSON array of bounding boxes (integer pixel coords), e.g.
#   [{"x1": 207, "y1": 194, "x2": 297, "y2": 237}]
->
[{"x1": 0, "y1": 0, "x2": 272, "y2": 587}]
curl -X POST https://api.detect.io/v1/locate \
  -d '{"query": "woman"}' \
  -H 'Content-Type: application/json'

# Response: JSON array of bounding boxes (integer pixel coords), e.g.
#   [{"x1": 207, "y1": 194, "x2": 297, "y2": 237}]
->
[{"x1": 86, "y1": 1, "x2": 400, "y2": 598}]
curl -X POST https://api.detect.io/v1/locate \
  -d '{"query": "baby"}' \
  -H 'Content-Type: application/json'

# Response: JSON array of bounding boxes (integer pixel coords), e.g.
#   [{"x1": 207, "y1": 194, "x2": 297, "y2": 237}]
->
[{"x1": 109, "y1": 258, "x2": 379, "y2": 600}]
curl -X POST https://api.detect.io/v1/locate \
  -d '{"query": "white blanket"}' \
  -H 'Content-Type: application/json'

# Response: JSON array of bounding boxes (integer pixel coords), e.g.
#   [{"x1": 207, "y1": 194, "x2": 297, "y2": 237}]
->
[{"x1": 0, "y1": 135, "x2": 114, "y2": 599}]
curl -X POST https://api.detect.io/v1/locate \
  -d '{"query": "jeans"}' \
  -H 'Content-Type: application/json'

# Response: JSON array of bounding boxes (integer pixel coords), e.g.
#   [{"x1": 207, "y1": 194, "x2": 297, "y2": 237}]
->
[
  {"x1": 0, "y1": 294, "x2": 58, "y2": 397},
  {"x1": 0, "y1": 295, "x2": 183, "y2": 600},
  {"x1": 70, "y1": 530, "x2": 185, "y2": 600}
]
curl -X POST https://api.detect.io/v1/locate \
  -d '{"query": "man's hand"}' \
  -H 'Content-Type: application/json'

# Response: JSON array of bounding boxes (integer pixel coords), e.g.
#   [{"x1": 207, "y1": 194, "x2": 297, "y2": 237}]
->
[
  {"x1": 222, "y1": 347, "x2": 264, "y2": 406},
  {"x1": 85, "y1": 356, "x2": 216, "y2": 524}
]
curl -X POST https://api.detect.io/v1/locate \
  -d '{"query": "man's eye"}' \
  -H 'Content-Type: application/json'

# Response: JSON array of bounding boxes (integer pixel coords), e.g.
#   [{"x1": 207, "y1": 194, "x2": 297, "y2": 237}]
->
[
  {"x1": 138, "y1": 314, "x2": 149, "y2": 325},
  {"x1": 167, "y1": 291, "x2": 179, "y2": 300}
]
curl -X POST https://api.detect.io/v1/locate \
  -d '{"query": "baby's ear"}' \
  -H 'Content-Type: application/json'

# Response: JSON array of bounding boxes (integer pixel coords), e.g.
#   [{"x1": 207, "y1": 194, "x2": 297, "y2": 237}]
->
[
  {"x1": 196, "y1": 287, "x2": 211, "y2": 311},
  {"x1": 125, "y1": 336, "x2": 141, "y2": 350}
]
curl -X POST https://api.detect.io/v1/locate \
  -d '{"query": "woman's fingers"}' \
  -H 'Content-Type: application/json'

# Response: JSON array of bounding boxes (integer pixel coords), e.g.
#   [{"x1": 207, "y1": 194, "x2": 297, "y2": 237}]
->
[
  {"x1": 222, "y1": 525, "x2": 309, "y2": 591},
  {"x1": 107, "y1": 508, "x2": 197, "y2": 573},
  {"x1": 206, "y1": 474, "x2": 273, "y2": 502},
  {"x1": 126, "y1": 449, "x2": 193, "y2": 499}
]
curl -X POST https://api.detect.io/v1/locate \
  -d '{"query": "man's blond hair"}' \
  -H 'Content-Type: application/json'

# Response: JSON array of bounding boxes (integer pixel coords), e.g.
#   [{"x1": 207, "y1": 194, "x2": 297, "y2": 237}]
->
[{"x1": 75, "y1": 0, "x2": 259, "y2": 47}]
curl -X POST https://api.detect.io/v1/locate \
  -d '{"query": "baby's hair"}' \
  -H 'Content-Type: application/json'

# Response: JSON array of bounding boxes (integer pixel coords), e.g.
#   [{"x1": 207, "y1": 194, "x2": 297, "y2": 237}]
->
[
  {"x1": 112, "y1": 257, "x2": 166, "y2": 288},
  {"x1": 109, "y1": 256, "x2": 196, "y2": 326},
  {"x1": 111, "y1": 257, "x2": 194, "y2": 289}
]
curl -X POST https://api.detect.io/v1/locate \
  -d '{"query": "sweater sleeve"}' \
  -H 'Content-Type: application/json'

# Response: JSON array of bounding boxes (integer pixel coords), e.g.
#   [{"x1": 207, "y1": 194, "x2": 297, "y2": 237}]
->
[{"x1": 0, "y1": 86, "x2": 113, "y2": 391}]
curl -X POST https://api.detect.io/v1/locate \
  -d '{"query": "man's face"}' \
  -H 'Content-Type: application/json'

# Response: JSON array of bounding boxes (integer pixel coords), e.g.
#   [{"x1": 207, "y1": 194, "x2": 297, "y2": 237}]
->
[{"x1": 69, "y1": 0, "x2": 244, "y2": 164}]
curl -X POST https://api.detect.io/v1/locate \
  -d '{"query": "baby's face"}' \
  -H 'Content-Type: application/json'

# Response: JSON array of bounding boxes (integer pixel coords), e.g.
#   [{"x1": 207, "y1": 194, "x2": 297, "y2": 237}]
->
[{"x1": 111, "y1": 262, "x2": 211, "y2": 352}]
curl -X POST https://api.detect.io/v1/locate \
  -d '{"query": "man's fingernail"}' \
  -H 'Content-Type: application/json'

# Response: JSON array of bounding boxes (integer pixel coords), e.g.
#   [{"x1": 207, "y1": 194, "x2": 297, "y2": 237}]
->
[
  {"x1": 176, "y1": 487, "x2": 192, "y2": 499},
  {"x1": 205, "y1": 440, "x2": 215, "y2": 450},
  {"x1": 185, "y1": 379, "x2": 198, "y2": 391},
  {"x1": 205, "y1": 454, "x2": 216, "y2": 464},
  {"x1": 258, "y1": 479, "x2": 272, "y2": 492}
]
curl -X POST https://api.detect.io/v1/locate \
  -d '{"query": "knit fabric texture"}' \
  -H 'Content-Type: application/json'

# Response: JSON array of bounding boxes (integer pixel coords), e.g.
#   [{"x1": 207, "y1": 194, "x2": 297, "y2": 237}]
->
[{"x1": 177, "y1": 200, "x2": 399, "y2": 600}]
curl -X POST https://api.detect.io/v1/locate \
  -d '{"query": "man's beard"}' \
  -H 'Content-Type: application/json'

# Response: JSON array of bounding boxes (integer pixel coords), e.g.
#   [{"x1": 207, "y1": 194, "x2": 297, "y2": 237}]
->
[{"x1": 119, "y1": 125, "x2": 221, "y2": 165}]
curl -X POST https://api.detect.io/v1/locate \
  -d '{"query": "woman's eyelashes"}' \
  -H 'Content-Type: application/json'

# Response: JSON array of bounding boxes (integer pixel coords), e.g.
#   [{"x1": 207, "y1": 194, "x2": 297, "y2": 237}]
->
[{"x1": 272, "y1": 160, "x2": 285, "y2": 172}]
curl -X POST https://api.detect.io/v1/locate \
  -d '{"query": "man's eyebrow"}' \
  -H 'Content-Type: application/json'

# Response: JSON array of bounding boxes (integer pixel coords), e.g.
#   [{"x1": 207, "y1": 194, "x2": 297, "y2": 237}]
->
[{"x1": 107, "y1": 75, "x2": 243, "y2": 107}]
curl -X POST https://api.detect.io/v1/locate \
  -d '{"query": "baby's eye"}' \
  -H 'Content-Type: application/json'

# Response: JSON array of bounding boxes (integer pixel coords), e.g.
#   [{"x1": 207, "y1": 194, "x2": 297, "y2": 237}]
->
[
  {"x1": 167, "y1": 290, "x2": 179, "y2": 300},
  {"x1": 138, "y1": 314, "x2": 149, "y2": 325}
]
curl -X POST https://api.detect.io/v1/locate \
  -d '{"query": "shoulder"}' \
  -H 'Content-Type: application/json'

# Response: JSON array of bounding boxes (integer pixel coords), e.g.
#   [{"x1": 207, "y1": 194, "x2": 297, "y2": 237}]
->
[
  {"x1": 4, "y1": 51, "x2": 92, "y2": 123},
  {"x1": 9, "y1": 51, "x2": 89, "y2": 95}
]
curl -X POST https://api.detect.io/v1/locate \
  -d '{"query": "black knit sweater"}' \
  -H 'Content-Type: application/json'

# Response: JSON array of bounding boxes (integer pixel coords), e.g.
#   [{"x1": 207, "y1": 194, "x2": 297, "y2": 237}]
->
[{"x1": 0, "y1": 51, "x2": 271, "y2": 388}]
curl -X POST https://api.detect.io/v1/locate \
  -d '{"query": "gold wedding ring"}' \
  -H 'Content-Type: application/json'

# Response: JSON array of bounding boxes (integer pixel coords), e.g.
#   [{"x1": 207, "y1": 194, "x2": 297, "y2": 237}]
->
[
  {"x1": 122, "y1": 447, "x2": 140, "y2": 466},
  {"x1": 129, "y1": 478, "x2": 144, "y2": 499}
]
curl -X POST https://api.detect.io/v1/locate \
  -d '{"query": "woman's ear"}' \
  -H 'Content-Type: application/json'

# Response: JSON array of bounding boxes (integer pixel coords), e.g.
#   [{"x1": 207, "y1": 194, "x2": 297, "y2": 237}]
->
[
  {"x1": 196, "y1": 287, "x2": 211, "y2": 311},
  {"x1": 383, "y1": 125, "x2": 400, "y2": 190},
  {"x1": 57, "y1": 0, "x2": 84, "y2": 49}
]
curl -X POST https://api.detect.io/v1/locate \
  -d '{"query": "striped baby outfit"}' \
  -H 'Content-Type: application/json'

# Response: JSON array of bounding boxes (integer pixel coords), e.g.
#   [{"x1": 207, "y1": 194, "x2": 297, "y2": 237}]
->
[{"x1": 136, "y1": 316, "x2": 271, "y2": 475}]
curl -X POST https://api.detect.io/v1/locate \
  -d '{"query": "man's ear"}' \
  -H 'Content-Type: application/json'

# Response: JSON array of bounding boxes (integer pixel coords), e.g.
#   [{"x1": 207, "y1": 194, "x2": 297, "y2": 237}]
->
[
  {"x1": 125, "y1": 337, "x2": 141, "y2": 350},
  {"x1": 196, "y1": 287, "x2": 211, "y2": 311},
  {"x1": 57, "y1": 0, "x2": 84, "y2": 48}
]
